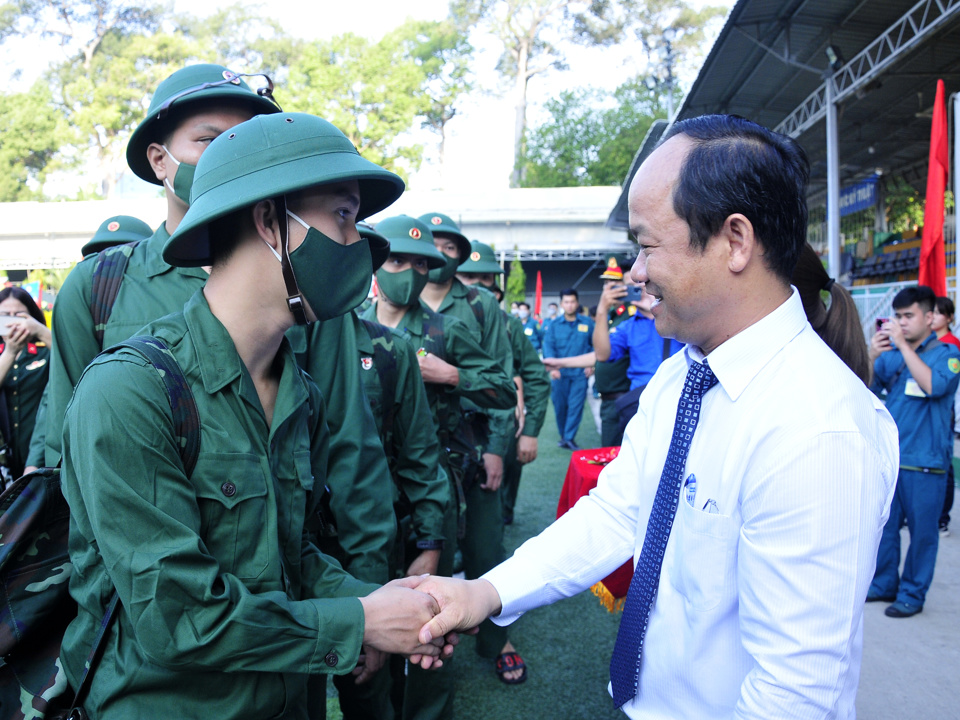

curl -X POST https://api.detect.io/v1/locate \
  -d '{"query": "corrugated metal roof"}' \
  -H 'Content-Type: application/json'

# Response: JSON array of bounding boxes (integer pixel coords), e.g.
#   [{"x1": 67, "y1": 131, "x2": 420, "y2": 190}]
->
[{"x1": 675, "y1": 0, "x2": 960, "y2": 194}]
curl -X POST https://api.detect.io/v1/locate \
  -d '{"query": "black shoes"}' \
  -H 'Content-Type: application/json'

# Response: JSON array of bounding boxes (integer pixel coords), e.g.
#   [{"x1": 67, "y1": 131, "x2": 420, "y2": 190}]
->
[
  {"x1": 884, "y1": 601, "x2": 923, "y2": 618},
  {"x1": 558, "y1": 439, "x2": 581, "y2": 450}
]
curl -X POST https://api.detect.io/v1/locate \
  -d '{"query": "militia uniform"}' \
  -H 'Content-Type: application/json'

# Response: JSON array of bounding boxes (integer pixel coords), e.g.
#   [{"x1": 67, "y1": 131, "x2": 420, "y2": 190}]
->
[
  {"x1": 60, "y1": 291, "x2": 377, "y2": 719},
  {"x1": 543, "y1": 310, "x2": 594, "y2": 447}
]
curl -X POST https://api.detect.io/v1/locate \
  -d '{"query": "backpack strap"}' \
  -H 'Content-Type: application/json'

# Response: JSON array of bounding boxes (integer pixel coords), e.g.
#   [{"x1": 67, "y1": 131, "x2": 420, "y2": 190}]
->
[
  {"x1": 67, "y1": 335, "x2": 199, "y2": 713},
  {"x1": 359, "y1": 319, "x2": 400, "y2": 444},
  {"x1": 420, "y1": 310, "x2": 446, "y2": 362},
  {"x1": 463, "y1": 286, "x2": 486, "y2": 330},
  {"x1": 90, "y1": 242, "x2": 139, "y2": 350}
]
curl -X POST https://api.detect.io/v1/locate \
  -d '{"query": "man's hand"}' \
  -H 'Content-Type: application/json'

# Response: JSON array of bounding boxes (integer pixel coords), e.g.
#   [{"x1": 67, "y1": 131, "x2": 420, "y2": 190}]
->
[
  {"x1": 406, "y1": 549, "x2": 441, "y2": 578},
  {"x1": 481, "y1": 453, "x2": 503, "y2": 491},
  {"x1": 869, "y1": 326, "x2": 894, "y2": 362},
  {"x1": 549, "y1": 369, "x2": 561, "y2": 380},
  {"x1": 598, "y1": 282, "x2": 627, "y2": 315},
  {"x1": 412, "y1": 576, "x2": 503, "y2": 645},
  {"x1": 359, "y1": 578, "x2": 444, "y2": 657},
  {"x1": 584, "y1": 366, "x2": 594, "y2": 378},
  {"x1": 351, "y1": 645, "x2": 385, "y2": 685},
  {"x1": 541, "y1": 356, "x2": 561, "y2": 369},
  {"x1": 517, "y1": 435, "x2": 538, "y2": 464},
  {"x1": 417, "y1": 352, "x2": 459, "y2": 386}
]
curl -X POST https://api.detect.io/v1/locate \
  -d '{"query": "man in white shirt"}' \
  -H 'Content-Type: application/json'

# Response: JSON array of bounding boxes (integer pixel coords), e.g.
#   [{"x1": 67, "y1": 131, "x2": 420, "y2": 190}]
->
[{"x1": 412, "y1": 115, "x2": 899, "y2": 719}]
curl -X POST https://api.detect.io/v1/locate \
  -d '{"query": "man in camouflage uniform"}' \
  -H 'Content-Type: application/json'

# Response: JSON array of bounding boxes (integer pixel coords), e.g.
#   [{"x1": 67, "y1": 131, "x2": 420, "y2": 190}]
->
[
  {"x1": 362, "y1": 215, "x2": 516, "y2": 717},
  {"x1": 455, "y1": 240, "x2": 550, "y2": 526}
]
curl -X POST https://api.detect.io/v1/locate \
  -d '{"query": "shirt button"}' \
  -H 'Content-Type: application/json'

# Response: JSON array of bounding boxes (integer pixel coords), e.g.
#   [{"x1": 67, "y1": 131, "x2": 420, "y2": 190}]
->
[
  {"x1": 221, "y1": 481, "x2": 237, "y2": 497},
  {"x1": 324, "y1": 652, "x2": 339, "y2": 667}
]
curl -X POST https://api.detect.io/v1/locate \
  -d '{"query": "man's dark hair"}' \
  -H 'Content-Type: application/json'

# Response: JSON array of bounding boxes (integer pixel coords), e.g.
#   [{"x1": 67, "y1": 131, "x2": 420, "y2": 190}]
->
[
  {"x1": 518, "y1": 302, "x2": 530, "y2": 310},
  {"x1": 935, "y1": 296, "x2": 955, "y2": 318},
  {"x1": 892, "y1": 285, "x2": 936, "y2": 313},
  {"x1": 661, "y1": 114, "x2": 810, "y2": 281},
  {"x1": 560, "y1": 288, "x2": 578, "y2": 301}
]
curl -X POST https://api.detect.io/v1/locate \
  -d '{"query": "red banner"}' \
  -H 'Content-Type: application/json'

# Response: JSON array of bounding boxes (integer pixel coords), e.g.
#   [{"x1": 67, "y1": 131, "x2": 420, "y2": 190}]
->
[{"x1": 919, "y1": 79, "x2": 948, "y2": 296}]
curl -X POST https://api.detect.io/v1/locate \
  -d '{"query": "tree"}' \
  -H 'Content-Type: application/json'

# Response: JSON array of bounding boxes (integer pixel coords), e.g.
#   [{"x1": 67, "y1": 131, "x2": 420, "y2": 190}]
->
[
  {"x1": 518, "y1": 77, "x2": 677, "y2": 187},
  {"x1": 506, "y1": 248, "x2": 527, "y2": 305},
  {"x1": 393, "y1": 18, "x2": 474, "y2": 182},
  {"x1": 286, "y1": 27, "x2": 454, "y2": 182},
  {"x1": 0, "y1": 81, "x2": 60, "y2": 200},
  {"x1": 451, "y1": 0, "x2": 632, "y2": 188}
]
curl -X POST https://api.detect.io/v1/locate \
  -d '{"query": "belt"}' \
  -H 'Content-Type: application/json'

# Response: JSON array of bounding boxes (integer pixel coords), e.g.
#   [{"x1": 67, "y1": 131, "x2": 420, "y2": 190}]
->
[{"x1": 600, "y1": 391, "x2": 627, "y2": 401}]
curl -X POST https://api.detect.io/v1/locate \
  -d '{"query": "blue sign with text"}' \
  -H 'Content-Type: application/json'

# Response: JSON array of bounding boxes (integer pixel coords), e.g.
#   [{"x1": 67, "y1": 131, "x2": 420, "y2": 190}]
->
[{"x1": 839, "y1": 177, "x2": 878, "y2": 217}]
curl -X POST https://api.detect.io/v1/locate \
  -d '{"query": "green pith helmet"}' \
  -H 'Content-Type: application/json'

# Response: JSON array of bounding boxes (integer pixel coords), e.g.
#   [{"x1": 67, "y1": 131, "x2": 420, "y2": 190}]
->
[
  {"x1": 599, "y1": 253, "x2": 625, "y2": 280},
  {"x1": 375, "y1": 215, "x2": 446, "y2": 269},
  {"x1": 81, "y1": 215, "x2": 154, "y2": 256},
  {"x1": 163, "y1": 112, "x2": 405, "y2": 267},
  {"x1": 358, "y1": 222, "x2": 391, "y2": 272},
  {"x1": 458, "y1": 239, "x2": 503, "y2": 274},
  {"x1": 127, "y1": 64, "x2": 282, "y2": 184},
  {"x1": 417, "y1": 211, "x2": 470, "y2": 263}
]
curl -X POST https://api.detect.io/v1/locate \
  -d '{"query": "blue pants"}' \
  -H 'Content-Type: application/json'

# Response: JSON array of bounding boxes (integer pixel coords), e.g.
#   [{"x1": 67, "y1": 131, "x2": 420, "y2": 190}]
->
[
  {"x1": 870, "y1": 468, "x2": 947, "y2": 607},
  {"x1": 551, "y1": 372, "x2": 588, "y2": 443}
]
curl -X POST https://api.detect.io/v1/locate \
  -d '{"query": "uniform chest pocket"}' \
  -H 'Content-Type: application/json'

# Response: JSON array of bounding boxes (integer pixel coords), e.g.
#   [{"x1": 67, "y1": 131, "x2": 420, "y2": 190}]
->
[
  {"x1": 194, "y1": 452, "x2": 271, "y2": 580},
  {"x1": 667, "y1": 499, "x2": 738, "y2": 612}
]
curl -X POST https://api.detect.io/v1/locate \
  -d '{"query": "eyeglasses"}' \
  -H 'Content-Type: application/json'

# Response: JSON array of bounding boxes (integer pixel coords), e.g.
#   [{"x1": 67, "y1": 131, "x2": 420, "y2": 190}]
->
[{"x1": 154, "y1": 71, "x2": 281, "y2": 119}]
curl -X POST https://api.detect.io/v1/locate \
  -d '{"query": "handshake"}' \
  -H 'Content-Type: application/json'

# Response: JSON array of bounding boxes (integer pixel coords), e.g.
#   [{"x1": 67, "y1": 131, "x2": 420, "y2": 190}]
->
[{"x1": 352, "y1": 574, "x2": 503, "y2": 683}]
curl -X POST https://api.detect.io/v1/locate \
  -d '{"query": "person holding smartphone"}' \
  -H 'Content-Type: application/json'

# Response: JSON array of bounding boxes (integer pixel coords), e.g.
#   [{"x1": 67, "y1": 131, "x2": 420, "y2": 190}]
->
[{"x1": 0, "y1": 287, "x2": 51, "y2": 481}]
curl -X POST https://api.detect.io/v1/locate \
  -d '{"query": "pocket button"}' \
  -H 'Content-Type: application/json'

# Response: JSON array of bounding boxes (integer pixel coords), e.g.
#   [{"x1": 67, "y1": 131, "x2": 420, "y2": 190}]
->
[{"x1": 221, "y1": 481, "x2": 237, "y2": 498}]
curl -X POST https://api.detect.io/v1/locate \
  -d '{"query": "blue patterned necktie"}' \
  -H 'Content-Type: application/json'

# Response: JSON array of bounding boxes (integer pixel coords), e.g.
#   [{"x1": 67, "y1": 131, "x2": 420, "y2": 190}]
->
[{"x1": 609, "y1": 358, "x2": 719, "y2": 709}]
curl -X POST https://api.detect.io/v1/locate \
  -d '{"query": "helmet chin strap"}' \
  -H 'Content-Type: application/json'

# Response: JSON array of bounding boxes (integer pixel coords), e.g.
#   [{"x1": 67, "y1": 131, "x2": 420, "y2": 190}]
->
[{"x1": 275, "y1": 195, "x2": 308, "y2": 325}]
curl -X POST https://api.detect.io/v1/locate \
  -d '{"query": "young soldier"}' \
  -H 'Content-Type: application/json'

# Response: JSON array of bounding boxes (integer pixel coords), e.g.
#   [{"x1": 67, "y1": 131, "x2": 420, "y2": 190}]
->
[
  {"x1": 363, "y1": 216, "x2": 516, "y2": 715},
  {"x1": 417, "y1": 213, "x2": 527, "y2": 684},
  {"x1": 60, "y1": 112, "x2": 456, "y2": 719},
  {"x1": 45, "y1": 64, "x2": 281, "y2": 466},
  {"x1": 455, "y1": 240, "x2": 550, "y2": 527}
]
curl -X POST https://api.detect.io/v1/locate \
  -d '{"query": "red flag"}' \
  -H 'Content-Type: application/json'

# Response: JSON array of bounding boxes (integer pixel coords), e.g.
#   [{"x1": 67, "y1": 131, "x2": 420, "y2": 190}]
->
[
  {"x1": 534, "y1": 271, "x2": 543, "y2": 318},
  {"x1": 919, "y1": 79, "x2": 948, "y2": 296}
]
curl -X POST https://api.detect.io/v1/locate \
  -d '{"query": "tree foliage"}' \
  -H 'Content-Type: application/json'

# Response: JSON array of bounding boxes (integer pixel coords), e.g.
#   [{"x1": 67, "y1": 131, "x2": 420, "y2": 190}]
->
[
  {"x1": 506, "y1": 249, "x2": 527, "y2": 305},
  {"x1": 518, "y1": 77, "x2": 678, "y2": 187},
  {"x1": 0, "y1": 80, "x2": 60, "y2": 200}
]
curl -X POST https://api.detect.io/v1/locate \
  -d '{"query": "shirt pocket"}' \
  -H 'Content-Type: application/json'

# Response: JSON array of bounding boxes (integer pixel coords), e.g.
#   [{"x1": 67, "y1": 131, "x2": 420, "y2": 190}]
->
[
  {"x1": 667, "y1": 497, "x2": 737, "y2": 612},
  {"x1": 194, "y1": 452, "x2": 271, "y2": 580}
]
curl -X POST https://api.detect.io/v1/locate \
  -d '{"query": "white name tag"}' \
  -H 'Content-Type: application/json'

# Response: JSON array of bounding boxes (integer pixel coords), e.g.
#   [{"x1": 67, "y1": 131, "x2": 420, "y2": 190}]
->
[{"x1": 905, "y1": 378, "x2": 927, "y2": 397}]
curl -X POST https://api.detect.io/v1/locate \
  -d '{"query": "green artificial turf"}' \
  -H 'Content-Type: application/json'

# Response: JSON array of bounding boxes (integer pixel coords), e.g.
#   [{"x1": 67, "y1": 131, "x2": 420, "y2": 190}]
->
[{"x1": 330, "y1": 395, "x2": 624, "y2": 719}]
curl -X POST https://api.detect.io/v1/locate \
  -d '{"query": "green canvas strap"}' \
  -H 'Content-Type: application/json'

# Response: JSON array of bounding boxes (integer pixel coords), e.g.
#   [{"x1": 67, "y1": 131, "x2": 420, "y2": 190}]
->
[
  {"x1": 68, "y1": 335, "x2": 199, "y2": 714},
  {"x1": 90, "y1": 242, "x2": 139, "y2": 349}
]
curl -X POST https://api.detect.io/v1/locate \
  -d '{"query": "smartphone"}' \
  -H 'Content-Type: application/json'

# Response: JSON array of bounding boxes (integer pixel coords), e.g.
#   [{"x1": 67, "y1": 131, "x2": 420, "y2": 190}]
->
[
  {"x1": 875, "y1": 317, "x2": 888, "y2": 332},
  {"x1": 624, "y1": 285, "x2": 645, "y2": 302},
  {"x1": 0, "y1": 315, "x2": 18, "y2": 336}
]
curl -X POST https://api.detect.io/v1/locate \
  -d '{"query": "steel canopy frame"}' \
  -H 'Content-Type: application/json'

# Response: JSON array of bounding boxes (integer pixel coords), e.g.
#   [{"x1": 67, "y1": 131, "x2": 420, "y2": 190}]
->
[{"x1": 773, "y1": 0, "x2": 960, "y2": 279}]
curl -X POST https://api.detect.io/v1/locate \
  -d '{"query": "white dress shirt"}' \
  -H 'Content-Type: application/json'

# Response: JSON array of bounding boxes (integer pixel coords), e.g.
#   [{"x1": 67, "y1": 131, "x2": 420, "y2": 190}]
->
[{"x1": 484, "y1": 289, "x2": 898, "y2": 719}]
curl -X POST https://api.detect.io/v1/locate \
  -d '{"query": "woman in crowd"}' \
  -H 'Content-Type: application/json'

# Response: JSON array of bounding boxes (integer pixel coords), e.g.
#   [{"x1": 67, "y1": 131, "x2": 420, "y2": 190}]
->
[{"x1": 0, "y1": 286, "x2": 51, "y2": 480}]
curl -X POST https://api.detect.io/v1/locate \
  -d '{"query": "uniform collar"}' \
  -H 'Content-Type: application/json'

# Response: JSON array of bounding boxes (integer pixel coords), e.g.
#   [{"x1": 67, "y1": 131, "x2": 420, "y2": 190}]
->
[
  {"x1": 686, "y1": 288, "x2": 806, "y2": 402},
  {"x1": 142, "y1": 223, "x2": 210, "y2": 280},
  {"x1": 183, "y1": 290, "x2": 243, "y2": 394},
  {"x1": 0, "y1": 342, "x2": 38, "y2": 356}
]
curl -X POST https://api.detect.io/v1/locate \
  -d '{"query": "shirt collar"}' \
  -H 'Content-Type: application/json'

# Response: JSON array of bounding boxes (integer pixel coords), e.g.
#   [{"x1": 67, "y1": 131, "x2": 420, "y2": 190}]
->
[
  {"x1": 142, "y1": 223, "x2": 210, "y2": 280},
  {"x1": 686, "y1": 287, "x2": 806, "y2": 402},
  {"x1": 183, "y1": 290, "x2": 244, "y2": 394}
]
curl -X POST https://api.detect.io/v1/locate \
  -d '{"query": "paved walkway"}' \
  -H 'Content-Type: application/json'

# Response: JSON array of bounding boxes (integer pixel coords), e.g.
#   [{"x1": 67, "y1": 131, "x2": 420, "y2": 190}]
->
[{"x1": 857, "y1": 485, "x2": 959, "y2": 719}]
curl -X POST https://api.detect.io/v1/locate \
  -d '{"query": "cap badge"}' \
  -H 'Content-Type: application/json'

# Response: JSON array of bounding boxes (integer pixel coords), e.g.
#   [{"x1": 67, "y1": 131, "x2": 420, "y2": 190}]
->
[
  {"x1": 361, "y1": 357, "x2": 373, "y2": 371},
  {"x1": 470, "y1": 251, "x2": 481, "y2": 262},
  {"x1": 607, "y1": 257, "x2": 617, "y2": 268},
  {"x1": 107, "y1": 221, "x2": 120, "y2": 232},
  {"x1": 222, "y1": 69, "x2": 241, "y2": 85},
  {"x1": 431, "y1": 216, "x2": 442, "y2": 225},
  {"x1": 409, "y1": 228, "x2": 421, "y2": 239}
]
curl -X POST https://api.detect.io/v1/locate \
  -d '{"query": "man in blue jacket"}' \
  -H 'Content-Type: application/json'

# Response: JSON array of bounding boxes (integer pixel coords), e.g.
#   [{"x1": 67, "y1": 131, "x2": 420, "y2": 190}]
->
[
  {"x1": 868, "y1": 285, "x2": 960, "y2": 617},
  {"x1": 542, "y1": 288, "x2": 593, "y2": 450}
]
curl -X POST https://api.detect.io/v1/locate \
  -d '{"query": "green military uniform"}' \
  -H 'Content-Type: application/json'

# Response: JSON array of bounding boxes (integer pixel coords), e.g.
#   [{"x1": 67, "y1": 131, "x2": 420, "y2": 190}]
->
[
  {"x1": 361, "y1": 300, "x2": 515, "y2": 720},
  {"x1": 45, "y1": 226, "x2": 206, "y2": 464},
  {"x1": 594, "y1": 255, "x2": 634, "y2": 446},
  {"x1": 289, "y1": 316, "x2": 398, "y2": 585},
  {"x1": 61, "y1": 290, "x2": 375, "y2": 719},
  {"x1": 501, "y1": 310, "x2": 550, "y2": 522},
  {"x1": 355, "y1": 319, "x2": 447, "y2": 567}
]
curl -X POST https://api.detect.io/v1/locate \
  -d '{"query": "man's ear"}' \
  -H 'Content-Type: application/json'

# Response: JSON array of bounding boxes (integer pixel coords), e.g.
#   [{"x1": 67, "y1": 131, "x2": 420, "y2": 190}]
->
[
  {"x1": 721, "y1": 213, "x2": 756, "y2": 274},
  {"x1": 146, "y1": 143, "x2": 168, "y2": 184},
  {"x1": 252, "y1": 199, "x2": 281, "y2": 250}
]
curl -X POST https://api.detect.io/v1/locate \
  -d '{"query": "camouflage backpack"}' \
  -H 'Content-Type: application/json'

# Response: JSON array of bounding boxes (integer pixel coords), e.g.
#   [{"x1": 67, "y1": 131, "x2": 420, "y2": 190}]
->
[{"x1": 0, "y1": 336, "x2": 200, "y2": 720}]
